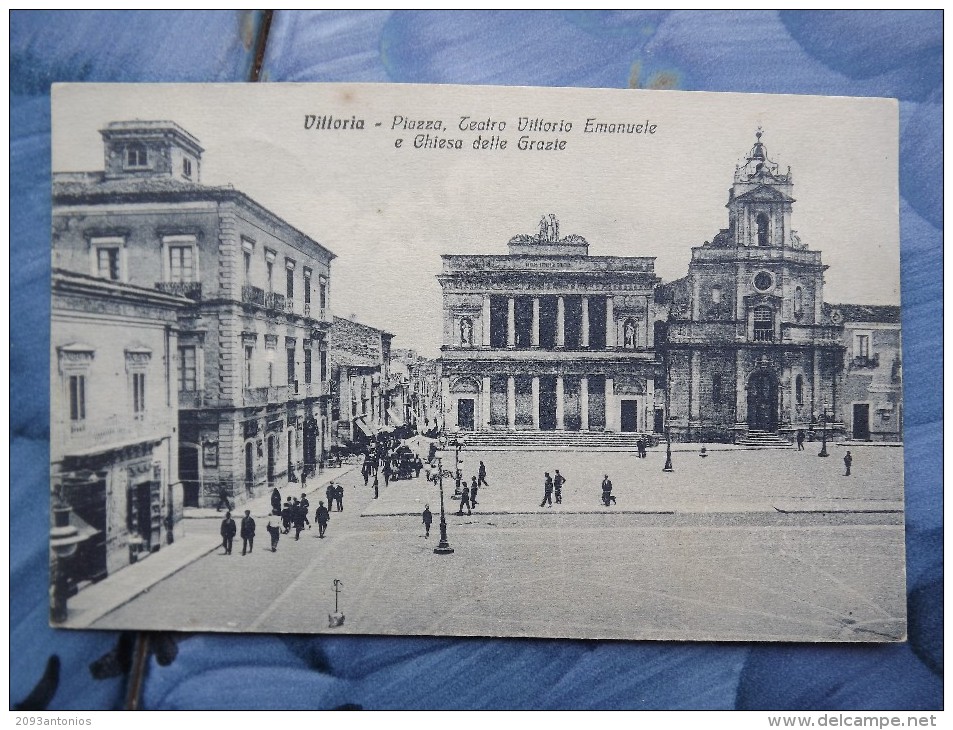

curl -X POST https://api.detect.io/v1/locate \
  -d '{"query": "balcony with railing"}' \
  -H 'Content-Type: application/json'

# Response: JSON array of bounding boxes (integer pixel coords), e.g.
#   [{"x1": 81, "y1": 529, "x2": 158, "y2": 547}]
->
[
  {"x1": 666, "y1": 321, "x2": 743, "y2": 344},
  {"x1": 242, "y1": 284, "x2": 265, "y2": 306},
  {"x1": 851, "y1": 353, "x2": 880, "y2": 369},
  {"x1": 752, "y1": 327, "x2": 774, "y2": 343},
  {"x1": 60, "y1": 415, "x2": 173, "y2": 456},
  {"x1": 155, "y1": 281, "x2": 202, "y2": 301},
  {"x1": 781, "y1": 323, "x2": 842, "y2": 347},
  {"x1": 264, "y1": 291, "x2": 286, "y2": 311}
]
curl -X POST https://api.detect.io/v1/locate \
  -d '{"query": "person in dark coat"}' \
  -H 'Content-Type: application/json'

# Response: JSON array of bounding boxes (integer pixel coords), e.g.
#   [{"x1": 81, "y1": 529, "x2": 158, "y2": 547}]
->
[
  {"x1": 240, "y1": 510, "x2": 256, "y2": 555},
  {"x1": 844, "y1": 450, "x2": 852, "y2": 476},
  {"x1": 470, "y1": 476, "x2": 479, "y2": 508},
  {"x1": 335, "y1": 483, "x2": 344, "y2": 512},
  {"x1": 300, "y1": 493, "x2": 311, "y2": 529},
  {"x1": 478, "y1": 461, "x2": 489, "y2": 487},
  {"x1": 266, "y1": 518, "x2": 280, "y2": 552},
  {"x1": 362, "y1": 454, "x2": 373, "y2": 486},
  {"x1": 797, "y1": 430, "x2": 806, "y2": 451},
  {"x1": 540, "y1": 472, "x2": 553, "y2": 508},
  {"x1": 422, "y1": 505, "x2": 433, "y2": 538},
  {"x1": 315, "y1": 500, "x2": 330, "y2": 538},
  {"x1": 553, "y1": 470, "x2": 565, "y2": 504},
  {"x1": 220, "y1": 511, "x2": 236, "y2": 555},
  {"x1": 457, "y1": 484, "x2": 472, "y2": 516},
  {"x1": 601, "y1": 475, "x2": 616, "y2": 506},
  {"x1": 292, "y1": 499, "x2": 306, "y2": 540},
  {"x1": 271, "y1": 487, "x2": 282, "y2": 516},
  {"x1": 216, "y1": 485, "x2": 232, "y2": 512},
  {"x1": 326, "y1": 482, "x2": 336, "y2": 512},
  {"x1": 383, "y1": 460, "x2": 392, "y2": 486},
  {"x1": 281, "y1": 497, "x2": 293, "y2": 533}
]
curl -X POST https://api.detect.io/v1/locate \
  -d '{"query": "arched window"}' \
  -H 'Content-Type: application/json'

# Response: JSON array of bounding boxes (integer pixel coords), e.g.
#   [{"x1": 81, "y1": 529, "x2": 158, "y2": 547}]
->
[
  {"x1": 753, "y1": 306, "x2": 773, "y2": 342},
  {"x1": 756, "y1": 213, "x2": 770, "y2": 247},
  {"x1": 795, "y1": 375, "x2": 804, "y2": 405},
  {"x1": 711, "y1": 285, "x2": 722, "y2": 304},
  {"x1": 125, "y1": 143, "x2": 147, "y2": 168},
  {"x1": 794, "y1": 287, "x2": 803, "y2": 317}
]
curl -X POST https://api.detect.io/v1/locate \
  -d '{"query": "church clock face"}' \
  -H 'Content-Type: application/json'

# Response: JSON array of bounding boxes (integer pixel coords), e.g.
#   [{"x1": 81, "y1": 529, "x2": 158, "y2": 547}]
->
[{"x1": 754, "y1": 271, "x2": 773, "y2": 291}]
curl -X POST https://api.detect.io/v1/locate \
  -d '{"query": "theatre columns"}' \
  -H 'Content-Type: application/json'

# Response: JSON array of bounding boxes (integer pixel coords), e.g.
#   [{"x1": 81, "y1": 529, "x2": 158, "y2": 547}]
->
[
  {"x1": 531, "y1": 377, "x2": 540, "y2": 429},
  {"x1": 555, "y1": 376, "x2": 565, "y2": 430},
  {"x1": 581, "y1": 296, "x2": 590, "y2": 348},
  {"x1": 506, "y1": 375, "x2": 516, "y2": 430},
  {"x1": 506, "y1": 297, "x2": 515, "y2": 348},
  {"x1": 531, "y1": 298, "x2": 540, "y2": 348},
  {"x1": 580, "y1": 377, "x2": 589, "y2": 430},
  {"x1": 605, "y1": 296, "x2": 615, "y2": 349}
]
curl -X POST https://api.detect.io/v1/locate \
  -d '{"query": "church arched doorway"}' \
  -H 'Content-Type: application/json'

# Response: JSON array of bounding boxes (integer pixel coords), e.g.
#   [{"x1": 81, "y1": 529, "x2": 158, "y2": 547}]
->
[{"x1": 747, "y1": 370, "x2": 778, "y2": 432}]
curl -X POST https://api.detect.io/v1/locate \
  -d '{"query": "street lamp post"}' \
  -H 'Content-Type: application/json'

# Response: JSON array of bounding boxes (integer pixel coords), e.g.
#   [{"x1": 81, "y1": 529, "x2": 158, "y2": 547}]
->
[
  {"x1": 433, "y1": 456, "x2": 454, "y2": 555},
  {"x1": 445, "y1": 426, "x2": 466, "y2": 497},
  {"x1": 662, "y1": 350, "x2": 674, "y2": 473},
  {"x1": 663, "y1": 428, "x2": 674, "y2": 472},
  {"x1": 818, "y1": 402, "x2": 830, "y2": 457},
  {"x1": 50, "y1": 492, "x2": 84, "y2": 624}
]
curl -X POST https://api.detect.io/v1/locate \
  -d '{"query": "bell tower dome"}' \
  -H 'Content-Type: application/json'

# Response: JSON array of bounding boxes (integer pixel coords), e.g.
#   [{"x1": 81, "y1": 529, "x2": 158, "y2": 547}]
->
[{"x1": 727, "y1": 129, "x2": 796, "y2": 248}]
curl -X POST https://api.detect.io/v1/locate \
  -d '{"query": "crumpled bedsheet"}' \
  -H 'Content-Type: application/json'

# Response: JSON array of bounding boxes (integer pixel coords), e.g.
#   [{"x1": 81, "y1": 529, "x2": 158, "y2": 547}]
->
[{"x1": 10, "y1": 10, "x2": 942, "y2": 710}]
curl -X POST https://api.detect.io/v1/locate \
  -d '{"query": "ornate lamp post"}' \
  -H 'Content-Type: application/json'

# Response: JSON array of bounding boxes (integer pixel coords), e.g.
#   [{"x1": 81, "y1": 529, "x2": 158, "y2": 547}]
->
[
  {"x1": 50, "y1": 491, "x2": 84, "y2": 624},
  {"x1": 818, "y1": 402, "x2": 830, "y2": 457},
  {"x1": 662, "y1": 350, "x2": 674, "y2": 473},
  {"x1": 446, "y1": 426, "x2": 466, "y2": 496},
  {"x1": 433, "y1": 456, "x2": 454, "y2": 555}
]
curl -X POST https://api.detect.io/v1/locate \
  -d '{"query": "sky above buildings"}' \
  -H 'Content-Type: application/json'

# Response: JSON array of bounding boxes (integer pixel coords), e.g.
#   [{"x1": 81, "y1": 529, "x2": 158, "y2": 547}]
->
[{"x1": 52, "y1": 83, "x2": 900, "y2": 357}]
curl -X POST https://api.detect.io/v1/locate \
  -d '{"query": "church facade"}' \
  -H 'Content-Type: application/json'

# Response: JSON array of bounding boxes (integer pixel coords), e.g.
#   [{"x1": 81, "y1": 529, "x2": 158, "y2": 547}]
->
[{"x1": 438, "y1": 133, "x2": 900, "y2": 444}]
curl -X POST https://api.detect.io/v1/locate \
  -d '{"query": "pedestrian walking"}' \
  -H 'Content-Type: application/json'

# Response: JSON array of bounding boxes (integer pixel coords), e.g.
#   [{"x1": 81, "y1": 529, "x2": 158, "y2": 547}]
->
[
  {"x1": 383, "y1": 460, "x2": 392, "y2": 486},
  {"x1": 215, "y1": 485, "x2": 232, "y2": 512},
  {"x1": 315, "y1": 500, "x2": 330, "y2": 538},
  {"x1": 270, "y1": 487, "x2": 282, "y2": 516},
  {"x1": 457, "y1": 484, "x2": 472, "y2": 516},
  {"x1": 240, "y1": 509, "x2": 256, "y2": 555},
  {"x1": 266, "y1": 519, "x2": 280, "y2": 552},
  {"x1": 300, "y1": 493, "x2": 311, "y2": 529},
  {"x1": 797, "y1": 430, "x2": 805, "y2": 451},
  {"x1": 635, "y1": 437, "x2": 644, "y2": 458},
  {"x1": 326, "y1": 482, "x2": 336, "y2": 512},
  {"x1": 540, "y1": 472, "x2": 553, "y2": 508},
  {"x1": 478, "y1": 461, "x2": 489, "y2": 487},
  {"x1": 281, "y1": 497, "x2": 293, "y2": 533},
  {"x1": 422, "y1": 505, "x2": 433, "y2": 538},
  {"x1": 362, "y1": 454, "x2": 372, "y2": 486},
  {"x1": 220, "y1": 511, "x2": 236, "y2": 555},
  {"x1": 470, "y1": 476, "x2": 479, "y2": 508},
  {"x1": 601, "y1": 475, "x2": 616, "y2": 507},
  {"x1": 335, "y1": 483, "x2": 344, "y2": 512},
  {"x1": 844, "y1": 450, "x2": 852, "y2": 477},
  {"x1": 293, "y1": 499, "x2": 306, "y2": 540},
  {"x1": 553, "y1": 470, "x2": 565, "y2": 504}
]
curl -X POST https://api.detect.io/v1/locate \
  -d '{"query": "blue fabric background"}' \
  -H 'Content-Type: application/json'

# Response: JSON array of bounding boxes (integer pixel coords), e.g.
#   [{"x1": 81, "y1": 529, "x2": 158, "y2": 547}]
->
[{"x1": 10, "y1": 10, "x2": 942, "y2": 710}]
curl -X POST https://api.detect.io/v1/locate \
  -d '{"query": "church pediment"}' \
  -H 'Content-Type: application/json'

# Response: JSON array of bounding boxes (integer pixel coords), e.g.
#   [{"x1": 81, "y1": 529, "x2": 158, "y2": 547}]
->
[{"x1": 732, "y1": 185, "x2": 795, "y2": 204}]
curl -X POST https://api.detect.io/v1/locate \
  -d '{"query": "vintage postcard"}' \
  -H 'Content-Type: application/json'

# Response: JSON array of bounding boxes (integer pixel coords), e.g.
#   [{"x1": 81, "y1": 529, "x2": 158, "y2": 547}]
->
[{"x1": 49, "y1": 83, "x2": 904, "y2": 641}]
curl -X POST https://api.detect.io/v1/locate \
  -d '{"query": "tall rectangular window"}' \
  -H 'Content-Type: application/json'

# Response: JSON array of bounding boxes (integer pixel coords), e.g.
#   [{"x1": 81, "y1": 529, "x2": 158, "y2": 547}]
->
[
  {"x1": 268, "y1": 361, "x2": 274, "y2": 387},
  {"x1": 287, "y1": 348, "x2": 296, "y2": 385},
  {"x1": 304, "y1": 271, "x2": 312, "y2": 305},
  {"x1": 69, "y1": 375, "x2": 86, "y2": 421},
  {"x1": 96, "y1": 247, "x2": 121, "y2": 280},
  {"x1": 178, "y1": 346, "x2": 197, "y2": 391},
  {"x1": 712, "y1": 374, "x2": 722, "y2": 405},
  {"x1": 169, "y1": 245, "x2": 195, "y2": 282},
  {"x1": 320, "y1": 350, "x2": 327, "y2": 384},
  {"x1": 286, "y1": 268, "x2": 294, "y2": 299},
  {"x1": 245, "y1": 346, "x2": 253, "y2": 387},
  {"x1": 319, "y1": 283, "x2": 327, "y2": 309},
  {"x1": 243, "y1": 251, "x2": 252, "y2": 283},
  {"x1": 132, "y1": 373, "x2": 146, "y2": 417},
  {"x1": 856, "y1": 334, "x2": 870, "y2": 359},
  {"x1": 304, "y1": 349, "x2": 312, "y2": 384}
]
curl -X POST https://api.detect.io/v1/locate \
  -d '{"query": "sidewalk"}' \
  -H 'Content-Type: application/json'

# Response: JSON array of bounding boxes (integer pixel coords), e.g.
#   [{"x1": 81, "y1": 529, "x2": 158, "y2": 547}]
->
[{"x1": 62, "y1": 462, "x2": 360, "y2": 628}]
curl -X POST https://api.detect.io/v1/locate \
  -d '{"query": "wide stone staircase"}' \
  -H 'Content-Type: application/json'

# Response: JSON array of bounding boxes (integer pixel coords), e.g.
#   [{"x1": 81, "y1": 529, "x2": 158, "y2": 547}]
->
[
  {"x1": 735, "y1": 429, "x2": 794, "y2": 448},
  {"x1": 458, "y1": 430, "x2": 655, "y2": 450}
]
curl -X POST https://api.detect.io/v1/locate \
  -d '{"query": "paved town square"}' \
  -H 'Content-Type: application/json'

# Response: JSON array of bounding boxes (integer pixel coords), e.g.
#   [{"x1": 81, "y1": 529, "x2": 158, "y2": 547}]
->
[{"x1": 86, "y1": 445, "x2": 904, "y2": 642}]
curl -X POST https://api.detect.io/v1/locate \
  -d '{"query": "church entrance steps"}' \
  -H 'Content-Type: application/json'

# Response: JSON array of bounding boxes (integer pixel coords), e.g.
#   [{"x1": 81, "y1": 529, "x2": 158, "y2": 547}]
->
[{"x1": 736, "y1": 430, "x2": 794, "y2": 449}]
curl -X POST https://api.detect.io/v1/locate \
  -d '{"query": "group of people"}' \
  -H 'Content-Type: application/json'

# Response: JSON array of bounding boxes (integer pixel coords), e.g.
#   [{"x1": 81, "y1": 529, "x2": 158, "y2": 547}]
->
[
  {"x1": 539, "y1": 470, "x2": 566, "y2": 507},
  {"x1": 454, "y1": 461, "x2": 489, "y2": 516},
  {"x1": 218, "y1": 509, "x2": 258, "y2": 555}
]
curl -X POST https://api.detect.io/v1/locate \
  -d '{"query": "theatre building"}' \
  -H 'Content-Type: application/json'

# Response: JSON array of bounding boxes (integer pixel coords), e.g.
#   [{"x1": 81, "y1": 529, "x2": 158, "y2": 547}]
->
[{"x1": 437, "y1": 217, "x2": 662, "y2": 435}]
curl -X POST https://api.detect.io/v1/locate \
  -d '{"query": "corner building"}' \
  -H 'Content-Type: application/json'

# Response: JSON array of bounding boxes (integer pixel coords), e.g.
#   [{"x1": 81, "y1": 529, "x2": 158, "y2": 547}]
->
[
  {"x1": 660, "y1": 132, "x2": 844, "y2": 442},
  {"x1": 53, "y1": 121, "x2": 335, "y2": 508},
  {"x1": 438, "y1": 219, "x2": 662, "y2": 435}
]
